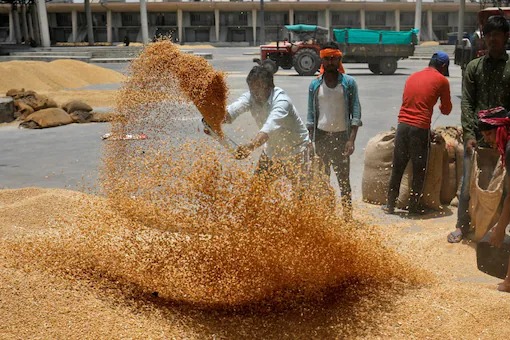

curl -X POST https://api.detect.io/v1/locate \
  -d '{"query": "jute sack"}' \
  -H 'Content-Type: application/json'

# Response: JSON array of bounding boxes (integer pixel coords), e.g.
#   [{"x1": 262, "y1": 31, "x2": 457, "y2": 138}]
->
[
  {"x1": 421, "y1": 140, "x2": 445, "y2": 210},
  {"x1": 13, "y1": 100, "x2": 34, "y2": 119},
  {"x1": 469, "y1": 149, "x2": 506, "y2": 242},
  {"x1": 62, "y1": 100, "x2": 93, "y2": 114},
  {"x1": 21, "y1": 108, "x2": 73, "y2": 129},
  {"x1": 397, "y1": 140, "x2": 445, "y2": 211},
  {"x1": 69, "y1": 110, "x2": 93, "y2": 123},
  {"x1": 89, "y1": 111, "x2": 119, "y2": 122},
  {"x1": 396, "y1": 162, "x2": 412, "y2": 209},
  {"x1": 440, "y1": 136, "x2": 460, "y2": 205},
  {"x1": 21, "y1": 94, "x2": 58, "y2": 111},
  {"x1": 362, "y1": 130, "x2": 395, "y2": 204}
]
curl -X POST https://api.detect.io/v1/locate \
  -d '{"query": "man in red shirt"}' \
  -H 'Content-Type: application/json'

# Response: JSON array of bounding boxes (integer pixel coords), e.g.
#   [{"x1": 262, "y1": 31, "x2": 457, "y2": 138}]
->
[{"x1": 383, "y1": 51, "x2": 452, "y2": 215}]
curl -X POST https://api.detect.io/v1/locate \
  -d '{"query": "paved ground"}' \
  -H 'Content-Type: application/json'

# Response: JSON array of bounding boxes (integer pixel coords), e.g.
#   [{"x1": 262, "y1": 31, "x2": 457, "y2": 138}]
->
[{"x1": 0, "y1": 47, "x2": 463, "y2": 199}]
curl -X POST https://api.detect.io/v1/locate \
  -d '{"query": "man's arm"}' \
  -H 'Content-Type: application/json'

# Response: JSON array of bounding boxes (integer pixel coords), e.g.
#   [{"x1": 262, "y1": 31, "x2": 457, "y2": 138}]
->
[
  {"x1": 306, "y1": 81, "x2": 317, "y2": 138},
  {"x1": 343, "y1": 79, "x2": 362, "y2": 156},
  {"x1": 226, "y1": 92, "x2": 251, "y2": 123},
  {"x1": 439, "y1": 78, "x2": 452, "y2": 115},
  {"x1": 460, "y1": 60, "x2": 479, "y2": 144},
  {"x1": 344, "y1": 125, "x2": 358, "y2": 156},
  {"x1": 349, "y1": 79, "x2": 362, "y2": 127}
]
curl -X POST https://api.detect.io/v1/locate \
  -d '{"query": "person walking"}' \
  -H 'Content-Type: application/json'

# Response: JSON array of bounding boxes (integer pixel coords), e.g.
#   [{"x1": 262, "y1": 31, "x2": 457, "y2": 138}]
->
[
  {"x1": 383, "y1": 51, "x2": 452, "y2": 215},
  {"x1": 448, "y1": 15, "x2": 510, "y2": 243},
  {"x1": 306, "y1": 41, "x2": 362, "y2": 220}
]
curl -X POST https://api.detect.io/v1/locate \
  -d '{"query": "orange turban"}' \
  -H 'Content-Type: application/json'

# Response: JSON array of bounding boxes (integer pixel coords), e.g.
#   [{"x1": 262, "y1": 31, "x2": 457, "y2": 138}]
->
[{"x1": 319, "y1": 48, "x2": 345, "y2": 75}]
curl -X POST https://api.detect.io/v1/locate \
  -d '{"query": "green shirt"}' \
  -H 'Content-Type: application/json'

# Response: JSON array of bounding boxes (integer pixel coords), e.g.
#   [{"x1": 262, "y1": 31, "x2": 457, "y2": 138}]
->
[{"x1": 461, "y1": 53, "x2": 510, "y2": 142}]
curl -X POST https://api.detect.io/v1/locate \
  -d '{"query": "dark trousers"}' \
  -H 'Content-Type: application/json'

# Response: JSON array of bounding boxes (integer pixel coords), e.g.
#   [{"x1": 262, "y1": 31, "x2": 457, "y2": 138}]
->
[
  {"x1": 387, "y1": 123, "x2": 430, "y2": 211},
  {"x1": 314, "y1": 130, "x2": 352, "y2": 214},
  {"x1": 254, "y1": 150, "x2": 310, "y2": 188}
]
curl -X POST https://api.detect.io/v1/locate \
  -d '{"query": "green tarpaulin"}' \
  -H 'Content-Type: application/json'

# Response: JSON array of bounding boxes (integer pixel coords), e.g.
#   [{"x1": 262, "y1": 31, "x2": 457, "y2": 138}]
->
[
  {"x1": 285, "y1": 24, "x2": 328, "y2": 33},
  {"x1": 333, "y1": 28, "x2": 419, "y2": 45}
]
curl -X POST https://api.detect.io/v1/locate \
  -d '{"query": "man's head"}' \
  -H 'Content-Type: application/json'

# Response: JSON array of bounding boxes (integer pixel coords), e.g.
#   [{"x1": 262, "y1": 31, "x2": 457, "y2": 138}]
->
[
  {"x1": 483, "y1": 15, "x2": 510, "y2": 57},
  {"x1": 246, "y1": 65, "x2": 274, "y2": 104},
  {"x1": 429, "y1": 51, "x2": 449, "y2": 76},
  {"x1": 320, "y1": 41, "x2": 344, "y2": 74}
]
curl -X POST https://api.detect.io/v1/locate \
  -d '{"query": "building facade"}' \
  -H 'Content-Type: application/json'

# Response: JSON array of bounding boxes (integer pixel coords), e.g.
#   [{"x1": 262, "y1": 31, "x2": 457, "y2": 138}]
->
[{"x1": 0, "y1": 0, "x2": 482, "y2": 46}]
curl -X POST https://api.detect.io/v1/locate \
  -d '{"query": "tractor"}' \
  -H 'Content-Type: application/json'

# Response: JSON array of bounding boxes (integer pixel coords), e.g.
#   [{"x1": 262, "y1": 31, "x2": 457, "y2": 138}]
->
[{"x1": 255, "y1": 24, "x2": 327, "y2": 76}]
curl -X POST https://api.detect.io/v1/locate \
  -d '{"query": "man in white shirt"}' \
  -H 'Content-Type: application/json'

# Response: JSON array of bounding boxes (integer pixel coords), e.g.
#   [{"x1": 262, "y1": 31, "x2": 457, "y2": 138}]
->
[
  {"x1": 307, "y1": 41, "x2": 362, "y2": 220},
  {"x1": 225, "y1": 63, "x2": 311, "y2": 185}
]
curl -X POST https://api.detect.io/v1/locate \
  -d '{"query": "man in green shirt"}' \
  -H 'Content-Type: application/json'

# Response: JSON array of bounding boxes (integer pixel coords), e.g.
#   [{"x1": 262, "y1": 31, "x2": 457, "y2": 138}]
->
[{"x1": 448, "y1": 15, "x2": 510, "y2": 243}]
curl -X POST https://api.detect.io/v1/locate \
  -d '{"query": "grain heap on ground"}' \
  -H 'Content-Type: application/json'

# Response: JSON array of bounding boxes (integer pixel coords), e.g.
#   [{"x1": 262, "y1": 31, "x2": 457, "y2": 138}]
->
[
  {"x1": 0, "y1": 60, "x2": 125, "y2": 92},
  {"x1": 21, "y1": 40, "x2": 422, "y2": 308}
]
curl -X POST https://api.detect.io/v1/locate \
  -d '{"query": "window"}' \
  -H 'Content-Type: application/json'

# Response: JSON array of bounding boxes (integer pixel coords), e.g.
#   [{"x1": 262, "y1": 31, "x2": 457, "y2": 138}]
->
[
  {"x1": 294, "y1": 12, "x2": 318, "y2": 25},
  {"x1": 366, "y1": 12, "x2": 386, "y2": 26},
  {"x1": 432, "y1": 13, "x2": 448, "y2": 26},
  {"x1": 190, "y1": 12, "x2": 214, "y2": 26},
  {"x1": 265, "y1": 12, "x2": 287, "y2": 26},
  {"x1": 121, "y1": 13, "x2": 141, "y2": 26},
  {"x1": 221, "y1": 12, "x2": 248, "y2": 26},
  {"x1": 331, "y1": 11, "x2": 359, "y2": 27},
  {"x1": 56, "y1": 13, "x2": 72, "y2": 27}
]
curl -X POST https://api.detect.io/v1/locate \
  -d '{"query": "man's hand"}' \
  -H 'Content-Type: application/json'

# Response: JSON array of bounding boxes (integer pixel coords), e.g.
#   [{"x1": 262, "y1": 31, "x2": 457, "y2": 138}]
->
[
  {"x1": 343, "y1": 140, "x2": 355, "y2": 156},
  {"x1": 466, "y1": 138, "x2": 477, "y2": 154},
  {"x1": 489, "y1": 226, "x2": 506, "y2": 248},
  {"x1": 234, "y1": 144, "x2": 254, "y2": 160}
]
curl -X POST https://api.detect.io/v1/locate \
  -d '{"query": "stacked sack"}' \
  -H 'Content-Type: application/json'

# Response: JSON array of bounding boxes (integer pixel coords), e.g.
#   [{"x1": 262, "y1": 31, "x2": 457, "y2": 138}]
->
[
  {"x1": 6, "y1": 88, "x2": 117, "y2": 129},
  {"x1": 362, "y1": 126, "x2": 463, "y2": 211}
]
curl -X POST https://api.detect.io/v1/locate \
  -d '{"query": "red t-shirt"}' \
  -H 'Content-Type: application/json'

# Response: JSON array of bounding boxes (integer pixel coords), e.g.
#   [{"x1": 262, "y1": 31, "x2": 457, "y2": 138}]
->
[{"x1": 398, "y1": 67, "x2": 452, "y2": 129}]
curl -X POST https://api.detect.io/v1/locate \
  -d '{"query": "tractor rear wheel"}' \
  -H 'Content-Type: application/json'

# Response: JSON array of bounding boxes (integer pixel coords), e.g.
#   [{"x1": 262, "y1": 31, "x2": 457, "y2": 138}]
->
[
  {"x1": 379, "y1": 58, "x2": 398, "y2": 75},
  {"x1": 368, "y1": 63, "x2": 381, "y2": 75},
  {"x1": 293, "y1": 49, "x2": 321, "y2": 76}
]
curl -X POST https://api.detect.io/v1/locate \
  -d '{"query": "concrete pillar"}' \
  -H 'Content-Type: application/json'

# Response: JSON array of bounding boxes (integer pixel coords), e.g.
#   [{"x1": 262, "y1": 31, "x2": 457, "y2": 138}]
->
[
  {"x1": 27, "y1": 8, "x2": 34, "y2": 41},
  {"x1": 106, "y1": 9, "x2": 112, "y2": 44},
  {"x1": 214, "y1": 9, "x2": 219, "y2": 42},
  {"x1": 414, "y1": 0, "x2": 422, "y2": 43},
  {"x1": 457, "y1": 0, "x2": 465, "y2": 43},
  {"x1": 21, "y1": 4, "x2": 29, "y2": 41},
  {"x1": 36, "y1": 0, "x2": 50, "y2": 47},
  {"x1": 71, "y1": 10, "x2": 78, "y2": 42},
  {"x1": 252, "y1": 9, "x2": 257, "y2": 46},
  {"x1": 360, "y1": 9, "x2": 365, "y2": 29},
  {"x1": 84, "y1": 0, "x2": 94, "y2": 45},
  {"x1": 177, "y1": 9, "x2": 183, "y2": 43},
  {"x1": 140, "y1": 0, "x2": 149, "y2": 44},
  {"x1": 289, "y1": 9, "x2": 294, "y2": 25},
  {"x1": 259, "y1": 0, "x2": 265, "y2": 45},
  {"x1": 427, "y1": 9, "x2": 433, "y2": 41},
  {"x1": 8, "y1": 10, "x2": 14, "y2": 42},
  {"x1": 31, "y1": 4, "x2": 40, "y2": 45},
  {"x1": 12, "y1": 6, "x2": 21, "y2": 43},
  {"x1": 325, "y1": 8, "x2": 330, "y2": 39},
  {"x1": 395, "y1": 9, "x2": 400, "y2": 31}
]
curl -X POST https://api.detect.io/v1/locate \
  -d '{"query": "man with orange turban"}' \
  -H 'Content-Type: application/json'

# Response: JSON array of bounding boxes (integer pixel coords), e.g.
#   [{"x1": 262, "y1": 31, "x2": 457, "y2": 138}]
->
[{"x1": 307, "y1": 41, "x2": 362, "y2": 221}]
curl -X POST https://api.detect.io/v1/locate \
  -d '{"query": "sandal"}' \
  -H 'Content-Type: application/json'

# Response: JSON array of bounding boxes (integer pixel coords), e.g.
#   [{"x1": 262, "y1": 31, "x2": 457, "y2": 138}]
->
[
  {"x1": 447, "y1": 229, "x2": 463, "y2": 243},
  {"x1": 381, "y1": 205, "x2": 395, "y2": 214}
]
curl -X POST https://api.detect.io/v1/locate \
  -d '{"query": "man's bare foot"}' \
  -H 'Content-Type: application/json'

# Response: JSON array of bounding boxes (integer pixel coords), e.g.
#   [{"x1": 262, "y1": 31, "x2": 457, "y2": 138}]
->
[{"x1": 497, "y1": 281, "x2": 510, "y2": 293}]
